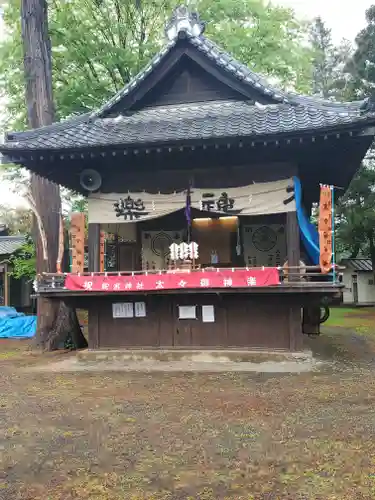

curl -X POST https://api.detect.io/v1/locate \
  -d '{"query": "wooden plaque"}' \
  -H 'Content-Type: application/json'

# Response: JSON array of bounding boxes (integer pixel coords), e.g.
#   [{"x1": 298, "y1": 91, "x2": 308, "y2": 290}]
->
[
  {"x1": 70, "y1": 212, "x2": 85, "y2": 274},
  {"x1": 100, "y1": 230, "x2": 105, "y2": 273},
  {"x1": 56, "y1": 213, "x2": 65, "y2": 274},
  {"x1": 318, "y1": 186, "x2": 332, "y2": 274}
]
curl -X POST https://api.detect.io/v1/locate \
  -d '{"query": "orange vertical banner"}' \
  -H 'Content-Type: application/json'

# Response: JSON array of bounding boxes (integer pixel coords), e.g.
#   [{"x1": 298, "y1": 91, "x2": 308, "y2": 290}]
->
[
  {"x1": 100, "y1": 230, "x2": 105, "y2": 273},
  {"x1": 70, "y1": 213, "x2": 85, "y2": 274},
  {"x1": 318, "y1": 185, "x2": 333, "y2": 274},
  {"x1": 56, "y1": 213, "x2": 64, "y2": 274}
]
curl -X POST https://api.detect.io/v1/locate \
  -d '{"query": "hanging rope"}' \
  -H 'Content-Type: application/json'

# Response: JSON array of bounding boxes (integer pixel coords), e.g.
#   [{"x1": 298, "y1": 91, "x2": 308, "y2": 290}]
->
[{"x1": 24, "y1": 189, "x2": 48, "y2": 262}]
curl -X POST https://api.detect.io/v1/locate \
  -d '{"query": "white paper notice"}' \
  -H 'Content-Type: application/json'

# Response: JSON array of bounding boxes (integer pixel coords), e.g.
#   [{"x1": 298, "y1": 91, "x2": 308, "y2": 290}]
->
[
  {"x1": 135, "y1": 302, "x2": 146, "y2": 318},
  {"x1": 112, "y1": 302, "x2": 134, "y2": 319},
  {"x1": 202, "y1": 305, "x2": 215, "y2": 323},
  {"x1": 178, "y1": 305, "x2": 197, "y2": 320}
]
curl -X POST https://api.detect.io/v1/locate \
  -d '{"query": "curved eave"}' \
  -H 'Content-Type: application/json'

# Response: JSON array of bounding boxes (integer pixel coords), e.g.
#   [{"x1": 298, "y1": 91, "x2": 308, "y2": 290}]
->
[
  {"x1": 2, "y1": 121, "x2": 375, "y2": 159},
  {"x1": 1, "y1": 133, "x2": 372, "y2": 200},
  {"x1": 6, "y1": 97, "x2": 369, "y2": 146},
  {"x1": 1, "y1": 124, "x2": 372, "y2": 176},
  {"x1": 5, "y1": 112, "x2": 91, "y2": 143}
]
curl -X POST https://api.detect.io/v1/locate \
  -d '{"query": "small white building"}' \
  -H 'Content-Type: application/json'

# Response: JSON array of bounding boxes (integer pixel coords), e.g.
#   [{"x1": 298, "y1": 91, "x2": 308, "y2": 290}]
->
[{"x1": 341, "y1": 259, "x2": 375, "y2": 306}]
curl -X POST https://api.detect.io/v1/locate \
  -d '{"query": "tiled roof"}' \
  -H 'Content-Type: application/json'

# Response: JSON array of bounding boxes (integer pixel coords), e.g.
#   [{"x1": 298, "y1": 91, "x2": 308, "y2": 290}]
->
[
  {"x1": 3, "y1": 100, "x2": 373, "y2": 151},
  {"x1": 94, "y1": 27, "x2": 365, "y2": 118},
  {"x1": 2, "y1": 5, "x2": 375, "y2": 153},
  {"x1": 341, "y1": 259, "x2": 373, "y2": 272},
  {"x1": 0, "y1": 236, "x2": 26, "y2": 255}
]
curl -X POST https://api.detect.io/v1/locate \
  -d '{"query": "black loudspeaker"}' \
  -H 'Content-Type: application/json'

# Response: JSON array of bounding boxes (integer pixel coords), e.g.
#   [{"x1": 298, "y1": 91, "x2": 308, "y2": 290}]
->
[{"x1": 79, "y1": 169, "x2": 102, "y2": 192}]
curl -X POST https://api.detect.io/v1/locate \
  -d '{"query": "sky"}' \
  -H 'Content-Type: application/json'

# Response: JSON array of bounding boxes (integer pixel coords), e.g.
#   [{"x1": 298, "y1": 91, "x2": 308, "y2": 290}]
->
[
  {"x1": 279, "y1": 0, "x2": 372, "y2": 42},
  {"x1": 0, "y1": 0, "x2": 374, "y2": 208}
]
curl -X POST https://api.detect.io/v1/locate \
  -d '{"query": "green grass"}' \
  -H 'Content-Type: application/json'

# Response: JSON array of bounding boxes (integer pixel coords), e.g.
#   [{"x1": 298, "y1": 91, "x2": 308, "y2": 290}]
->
[
  {"x1": 326, "y1": 307, "x2": 364, "y2": 326},
  {"x1": 325, "y1": 306, "x2": 375, "y2": 335}
]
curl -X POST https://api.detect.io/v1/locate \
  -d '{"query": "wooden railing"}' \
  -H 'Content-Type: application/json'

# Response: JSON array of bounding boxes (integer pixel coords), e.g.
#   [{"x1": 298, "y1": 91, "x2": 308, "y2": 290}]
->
[{"x1": 36, "y1": 266, "x2": 343, "y2": 293}]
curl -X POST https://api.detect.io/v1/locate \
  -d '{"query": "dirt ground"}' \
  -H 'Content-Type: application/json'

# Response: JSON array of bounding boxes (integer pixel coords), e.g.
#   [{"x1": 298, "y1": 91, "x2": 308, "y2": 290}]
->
[{"x1": 1, "y1": 309, "x2": 375, "y2": 499}]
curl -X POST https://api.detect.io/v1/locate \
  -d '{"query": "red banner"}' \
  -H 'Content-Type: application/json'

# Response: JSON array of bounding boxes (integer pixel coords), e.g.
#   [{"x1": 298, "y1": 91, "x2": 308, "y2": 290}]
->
[
  {"x1": 319, "y1": 185, "x2": 333, "y2": 274},
  {"x1": 65, "y1": 268, "x2": 279, "y2": 292}
]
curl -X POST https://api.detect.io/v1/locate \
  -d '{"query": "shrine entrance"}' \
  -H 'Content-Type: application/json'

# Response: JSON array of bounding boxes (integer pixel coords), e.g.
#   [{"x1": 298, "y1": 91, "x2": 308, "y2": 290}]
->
[
  {"x1": 173, "y1": 295, "x2": 228, "y2": 348},
  {"x1": 174, "y1": 320, "x2": 192, "y2": 347},
  {"x1": 192, "y1": 217, "x2": 237, "y2": 268},
  {"x1": 118, "y1": 242, "x2": 139, "y2": 272},
  {"x1": 88, "y1": 178, "x2": 293, "y2": 273}
]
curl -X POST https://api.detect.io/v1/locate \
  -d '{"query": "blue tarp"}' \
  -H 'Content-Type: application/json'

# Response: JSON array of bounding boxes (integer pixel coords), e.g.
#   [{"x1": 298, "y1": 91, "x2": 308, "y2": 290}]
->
[
  {"x1": 293, "y1": 176, "x2": 320, "y2": 265},
  {"x1": 0, "y1": 306, "x2": 36, "y2": 338}
]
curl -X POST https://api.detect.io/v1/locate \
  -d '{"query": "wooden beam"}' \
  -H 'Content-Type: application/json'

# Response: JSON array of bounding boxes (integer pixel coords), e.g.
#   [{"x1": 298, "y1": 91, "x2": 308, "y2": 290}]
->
[
  {"x1": 88, "y1": 223, "x2": 100, "y2": 272},
  {"x1": 286, "y1": 211, "x2": 300, "y2": 282}
]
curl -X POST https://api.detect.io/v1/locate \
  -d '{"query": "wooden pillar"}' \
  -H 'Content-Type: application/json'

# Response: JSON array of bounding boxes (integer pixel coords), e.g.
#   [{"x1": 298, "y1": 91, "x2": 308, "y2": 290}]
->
[
  {"x1": 302, "y1": 307, "x2": 320, "y2": 336},
  {"x1": 88, "y1": 301, "x2": 99, "y2": 349},
  {"x1": 88, "y1": 223, "x2": 100, "y2": 272},
  {"x1": 286, "y1": 211, "x2": 300, "y2": 281},
  {"x1": 286, "y1": 211, "x2": 302, "y2": 350},
  {"x1": 289, "y1": 305, "x2": 303, "y2": 351}
]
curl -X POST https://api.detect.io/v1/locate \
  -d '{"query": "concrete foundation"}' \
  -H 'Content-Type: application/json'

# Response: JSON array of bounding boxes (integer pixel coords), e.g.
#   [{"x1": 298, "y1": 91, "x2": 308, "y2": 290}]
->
[{"x1": 77, "y1": 349, "x2": 313, "y2": 364}]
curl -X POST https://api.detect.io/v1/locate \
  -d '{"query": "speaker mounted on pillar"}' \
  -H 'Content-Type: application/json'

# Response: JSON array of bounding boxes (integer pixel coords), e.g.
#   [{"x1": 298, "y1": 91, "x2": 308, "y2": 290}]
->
[{"x1": 79, "y1": 169, "x2": 102, "y2": 192}]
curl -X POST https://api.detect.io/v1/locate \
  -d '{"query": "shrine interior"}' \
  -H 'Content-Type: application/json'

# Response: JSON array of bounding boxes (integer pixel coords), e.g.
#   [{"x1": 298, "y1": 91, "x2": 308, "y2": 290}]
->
[
  {"x1": 99, "y1": 211, "x2": 290, "y2": 273},
  {"x1": 83, "y1": 170, "x2": 321, "y2": 275}
]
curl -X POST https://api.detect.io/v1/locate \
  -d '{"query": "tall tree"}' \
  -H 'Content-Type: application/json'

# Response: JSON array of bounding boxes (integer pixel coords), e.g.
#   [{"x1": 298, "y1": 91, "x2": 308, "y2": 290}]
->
[
  {"x1": 21, "y1": 0, "x2": 87, "y2": 350},
  {"x1": 344, "y1": 5, "x2": 375, "y2": 100},
  {"x1": 0, "y1": 206, "x2": 33, "y2": 235},
  {"x1": 309, "y1": 16, "x2": 353, "y2": 100},
  {"x1": 332, "y1": 7, "x2": 375, "y2": 265},
  {"x1": 1, "y1": 0, "x2": 313, "y2": 130},
  {"x1": 309, "y1": 17, "x2": 336, "y2": 98},
  {"x1": 335, "y1": 165, "x2": 375, "y2": 263}
]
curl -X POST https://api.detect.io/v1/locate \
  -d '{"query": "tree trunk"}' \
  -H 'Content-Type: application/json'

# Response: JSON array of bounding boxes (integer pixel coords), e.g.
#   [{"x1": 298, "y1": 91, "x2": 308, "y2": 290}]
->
[
  {"x1": 21, "y1": 0, "x2": 87, "y2": 350},
  {"x1": 368, "y1": 232, "x2": 375, "y2": 284},
  {"x1": 45, "y1": 301, "x2": 88, "y2": 351},
  {"x1": 350, "y1": 243, "x2": 361, "y2": 259}
]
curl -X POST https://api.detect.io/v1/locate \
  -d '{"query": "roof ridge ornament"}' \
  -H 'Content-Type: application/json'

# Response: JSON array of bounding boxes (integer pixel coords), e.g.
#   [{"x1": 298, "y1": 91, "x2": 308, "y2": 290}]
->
[
  {"x1": 165, "y1": 4, "x2": 205, "y2": 41},
  {"x1": 360, "y1": 96, "x2": 375, "y2": 114}
]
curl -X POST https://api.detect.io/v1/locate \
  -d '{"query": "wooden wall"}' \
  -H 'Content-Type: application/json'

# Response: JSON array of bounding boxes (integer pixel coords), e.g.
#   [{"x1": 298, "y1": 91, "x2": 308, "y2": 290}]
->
[
  {"x1": 135, "y1": 57, "x2": 247, "y2": 109},
  {"x1": 100, "y1": 162, "x2": 296, "y2": 193},
  {"x1": 88, "y1": 293, "x2": 303, "y2": 351}
]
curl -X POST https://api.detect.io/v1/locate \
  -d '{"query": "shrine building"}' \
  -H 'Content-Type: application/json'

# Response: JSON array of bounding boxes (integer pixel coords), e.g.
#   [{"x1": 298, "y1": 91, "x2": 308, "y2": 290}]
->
[{"x1": 1, "y1": 5, "x2": 375, "y2": 351}]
